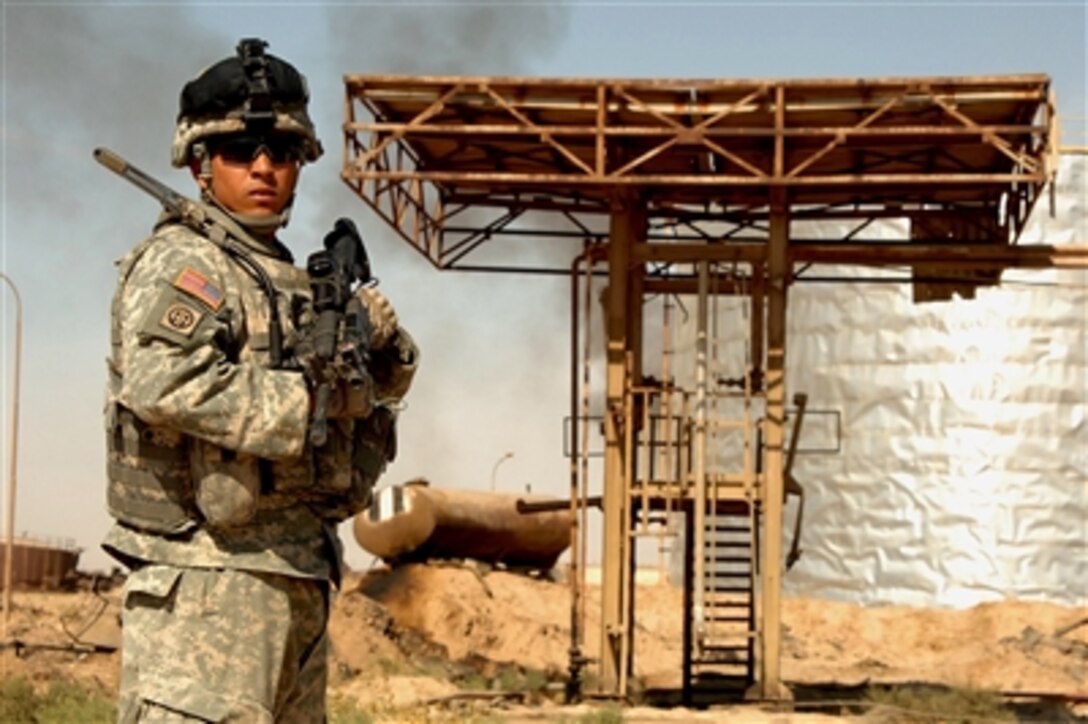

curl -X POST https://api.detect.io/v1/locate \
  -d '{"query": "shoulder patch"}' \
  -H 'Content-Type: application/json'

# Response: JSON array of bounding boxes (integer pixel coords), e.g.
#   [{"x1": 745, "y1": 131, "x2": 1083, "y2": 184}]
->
[
  {"x1": 159, "y1": 300, "x2": 204, "y2": 337},
  {"x1": 173, "y1": 267, "x2": 224, "y2": 311}
]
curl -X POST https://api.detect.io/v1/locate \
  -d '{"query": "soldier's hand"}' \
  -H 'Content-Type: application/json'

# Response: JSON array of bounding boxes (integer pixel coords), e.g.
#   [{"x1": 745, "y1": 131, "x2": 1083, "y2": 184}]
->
[{"x1": 356, "y1": 287, "x2": 398, "y2": 349}]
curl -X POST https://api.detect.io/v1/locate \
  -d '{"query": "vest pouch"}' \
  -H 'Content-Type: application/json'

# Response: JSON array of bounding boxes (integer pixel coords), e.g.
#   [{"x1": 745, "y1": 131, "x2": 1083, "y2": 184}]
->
[
  {"x1": 354, "y1": 406, "x2": 396, "y2": 475},
  {"x1": 305, "y1": 418, "x2": 353, "y2": 497},
  {"x1": 106, "y1": 407, "x2": 196, "y2": 535},
  {"x1": 347, "y1": 407, "x2": 397, "y2": 513},
  {"x1": 191, "y1": 442, "x2": 260, "y2": 529},
  {"x1": 313, "y1": 409, "x2": 395, "y2": 523}
]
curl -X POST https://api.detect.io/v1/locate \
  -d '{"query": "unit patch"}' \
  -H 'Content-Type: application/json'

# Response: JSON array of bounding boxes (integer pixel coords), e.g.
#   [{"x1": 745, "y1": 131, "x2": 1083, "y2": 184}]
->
[
  {"x1": 160, "y1": 301, "x2": 203, "y2": 336},
  {"x1": 173, "y1": 267, "x2": 224, "y2": 311}
]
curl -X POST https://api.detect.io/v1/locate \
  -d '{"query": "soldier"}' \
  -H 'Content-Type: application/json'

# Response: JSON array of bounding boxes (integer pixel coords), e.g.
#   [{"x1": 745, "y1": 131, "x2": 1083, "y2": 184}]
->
[{"x1": 102, "y1": 39, "x2": 418, "y2": 722}]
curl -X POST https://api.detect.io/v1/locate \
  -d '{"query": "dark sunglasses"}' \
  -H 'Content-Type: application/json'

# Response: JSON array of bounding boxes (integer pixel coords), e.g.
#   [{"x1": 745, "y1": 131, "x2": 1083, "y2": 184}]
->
[{"x1": 209, "y1": 134, "x2": 304, "y2": 165}]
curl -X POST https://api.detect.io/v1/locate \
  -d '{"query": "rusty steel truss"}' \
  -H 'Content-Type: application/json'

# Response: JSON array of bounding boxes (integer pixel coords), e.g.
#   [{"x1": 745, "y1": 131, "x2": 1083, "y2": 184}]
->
[
  {"x1": 342, "y1": 74, "x2": 1081, "y2": 272},
  {"x1": 342, "y1": 73, "x2": 1086, "y2": 703}
]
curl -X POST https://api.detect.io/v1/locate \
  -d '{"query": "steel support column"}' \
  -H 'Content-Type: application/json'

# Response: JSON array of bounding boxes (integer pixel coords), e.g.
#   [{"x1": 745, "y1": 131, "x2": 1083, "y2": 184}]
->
[
  {"x1": 623, "y1": 224, "x2": 645, "y2": 688},
  {"x1": 692, "y1": 260, "x2": 710, "y2": 659},
  {"x1": 600, "y1": 195, "x2": 644, "y2": 695},
  {"x1": 756, "y1": 189, "x2": 791, "y2": 700}
]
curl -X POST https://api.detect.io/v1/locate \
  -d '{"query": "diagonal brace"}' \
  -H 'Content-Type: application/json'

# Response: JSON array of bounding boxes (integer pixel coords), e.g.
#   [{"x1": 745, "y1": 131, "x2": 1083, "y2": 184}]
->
[
  {"x1": 482, "y1": 85, "x2": 595, "y2": 176},
  {"x1": 787, "y1": 92, "x2": 906, "y2": 178}
]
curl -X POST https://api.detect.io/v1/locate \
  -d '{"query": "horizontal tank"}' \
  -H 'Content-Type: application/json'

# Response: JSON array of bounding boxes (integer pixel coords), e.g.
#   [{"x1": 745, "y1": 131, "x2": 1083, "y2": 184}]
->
[{"x1": 354, "y1": 480, "x2": 572, "y2": 570}]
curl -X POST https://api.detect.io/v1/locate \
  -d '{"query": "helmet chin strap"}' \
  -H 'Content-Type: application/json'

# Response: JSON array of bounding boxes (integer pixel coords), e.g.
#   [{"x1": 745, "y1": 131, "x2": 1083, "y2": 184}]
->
[{"x1": 200, "y1": 189, "x2": 292, "y2": 236}]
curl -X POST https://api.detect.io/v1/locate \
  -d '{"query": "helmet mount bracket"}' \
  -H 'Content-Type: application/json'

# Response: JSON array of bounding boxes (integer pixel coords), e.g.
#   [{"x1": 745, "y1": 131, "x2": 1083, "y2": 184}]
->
[{"x1": 237, "y1": 38, "x2": 276, "y2": 131}]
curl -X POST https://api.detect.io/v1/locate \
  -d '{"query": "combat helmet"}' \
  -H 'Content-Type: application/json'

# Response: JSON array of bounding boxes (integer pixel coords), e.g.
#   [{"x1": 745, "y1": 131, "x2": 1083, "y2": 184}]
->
[{"x1": 171, "y1": 38, "x2": 323, "y2": 168}]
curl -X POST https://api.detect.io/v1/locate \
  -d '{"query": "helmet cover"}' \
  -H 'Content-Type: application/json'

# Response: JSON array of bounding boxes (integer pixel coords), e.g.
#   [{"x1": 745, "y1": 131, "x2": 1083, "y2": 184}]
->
[{"x1": 171, "y1": 39, "x2": 323, "y2": 167}]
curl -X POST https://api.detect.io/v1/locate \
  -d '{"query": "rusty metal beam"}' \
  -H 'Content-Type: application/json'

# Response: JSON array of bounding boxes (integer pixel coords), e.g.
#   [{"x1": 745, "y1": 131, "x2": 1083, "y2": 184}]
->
[
  {"x1": 345, "y1": 121, "x2": 1048, "y2": 138},
  {"x1": 342, "y1": 169, "x2": 1047, "y2": 187},
  {"x1": 343, "y1": 73, "x2": 1050, "y2": 101},
  {"x1": 631, "y1": 242, "x2": 1088, "y2": 269}
]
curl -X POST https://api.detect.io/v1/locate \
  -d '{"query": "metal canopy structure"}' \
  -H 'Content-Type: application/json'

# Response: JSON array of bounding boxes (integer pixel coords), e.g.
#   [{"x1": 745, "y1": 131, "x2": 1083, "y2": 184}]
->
[
  {"x1": 342, "y1": 74, "x2": 1076, "y2": 268},
  {"x1": 342, "y1": 73, "x2": 1086, "y2": 703}
]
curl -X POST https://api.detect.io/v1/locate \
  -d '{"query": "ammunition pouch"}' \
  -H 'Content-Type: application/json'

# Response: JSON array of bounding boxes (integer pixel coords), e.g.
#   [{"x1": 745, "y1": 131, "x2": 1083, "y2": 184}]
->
[
  {"x1": 354, "y1": 405, "x2": 397, "y2": 476},
  {"x1": 191, "y1": 443, "x2": 260, "y2": 529},
  {"x1": 350, "y1": 405, "x2": 397, "y2": 508},
  {"x1": 314, "y1": 406, "x2": 397, "y2": 523},
  {"x1": 106, "y1": 406, "x2": 197, "y2": 535},
  {"x1": 107, "y1": 402, "x2": 375, "y2": 531},
  {"x1": 309, "y1": 419, "x2": 354, "y2": 495}
]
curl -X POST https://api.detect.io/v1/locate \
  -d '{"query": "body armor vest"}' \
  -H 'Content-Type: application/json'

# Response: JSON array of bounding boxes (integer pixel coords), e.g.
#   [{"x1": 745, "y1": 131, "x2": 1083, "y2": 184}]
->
[{"x1": 105, "y1": 222, "x2": 378, "y2": 535}]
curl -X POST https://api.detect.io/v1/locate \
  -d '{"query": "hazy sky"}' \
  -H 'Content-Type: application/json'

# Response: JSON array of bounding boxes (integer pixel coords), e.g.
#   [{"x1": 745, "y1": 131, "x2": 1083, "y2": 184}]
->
[{"x1": 1, "y1": 1, "x2": 1084, "y2": 572}]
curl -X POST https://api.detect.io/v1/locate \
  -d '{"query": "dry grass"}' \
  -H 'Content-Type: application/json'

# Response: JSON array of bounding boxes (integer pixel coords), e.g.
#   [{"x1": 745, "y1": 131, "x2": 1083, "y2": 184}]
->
[
  {"x1": 861, "y1": 684, "x2": 1014, "y2": 723},
  {"x1": 0, "y1": 676, "x2": 115, "y2": 724}
]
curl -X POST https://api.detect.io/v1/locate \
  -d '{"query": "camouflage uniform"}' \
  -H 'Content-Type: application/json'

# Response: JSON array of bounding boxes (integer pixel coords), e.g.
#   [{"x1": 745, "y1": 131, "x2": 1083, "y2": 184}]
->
[
  {"x1": 118, "y1": 566, "x2": 327, "y2": 723},
  {"x1": 103, "y1": 40, "x2": 417, "y2": 723},
  {"x1": 105, "y1": 214, "x2": 417, "y2": 722}
]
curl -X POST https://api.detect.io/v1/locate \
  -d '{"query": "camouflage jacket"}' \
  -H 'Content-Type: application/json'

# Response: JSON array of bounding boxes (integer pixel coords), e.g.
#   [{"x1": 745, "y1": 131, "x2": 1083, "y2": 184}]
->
[{"x1": 103, "y1": 216, "x2": 417, "y2": 582}]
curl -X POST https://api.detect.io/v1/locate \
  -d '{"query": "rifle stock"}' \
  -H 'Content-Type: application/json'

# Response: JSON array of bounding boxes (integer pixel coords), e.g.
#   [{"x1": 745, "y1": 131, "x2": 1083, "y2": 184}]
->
[{"x1": 93, "y1": 148, "x2": 207, "y2": 227}]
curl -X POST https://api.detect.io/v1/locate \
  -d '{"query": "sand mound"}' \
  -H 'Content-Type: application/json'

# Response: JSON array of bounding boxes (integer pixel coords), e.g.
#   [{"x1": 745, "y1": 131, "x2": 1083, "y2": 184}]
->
[
  {"x1": 353, "y1": 563, "x2": 573, "y2": 673},
  {"x1": 781, "y1": 597, "x2": 1088, "y2": 695},
  {"x1": 1, "y1": 563, "x2": 1084, "y2": 719}
]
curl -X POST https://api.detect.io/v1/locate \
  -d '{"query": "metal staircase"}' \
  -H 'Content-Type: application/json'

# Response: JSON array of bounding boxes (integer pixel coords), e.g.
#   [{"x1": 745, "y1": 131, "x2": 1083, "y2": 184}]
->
[
  {"x1": 689, "y1": 509, "x2": 757, "y2": 694},
  {"x1": 684, "y1": 263, "x2": 762, "y2": 702},
  {"x1": 586, "y1": 261, "x2": 803, "y2": 703}
]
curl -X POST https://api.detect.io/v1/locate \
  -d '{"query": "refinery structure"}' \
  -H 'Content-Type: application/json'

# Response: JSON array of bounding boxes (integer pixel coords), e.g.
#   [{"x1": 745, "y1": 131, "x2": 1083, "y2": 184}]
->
[{"x1": 340, "y1": 73, "x2": 1086, "y2": 703}]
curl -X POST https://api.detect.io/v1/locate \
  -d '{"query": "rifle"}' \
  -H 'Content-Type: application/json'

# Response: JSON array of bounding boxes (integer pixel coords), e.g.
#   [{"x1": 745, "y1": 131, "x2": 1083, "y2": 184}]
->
[
  {"x1": 93, "y1": 147, "x2": 287, "y2": 367},
  {"x1": 306, "y1": 218, "x2": 374, "y2": 446}
]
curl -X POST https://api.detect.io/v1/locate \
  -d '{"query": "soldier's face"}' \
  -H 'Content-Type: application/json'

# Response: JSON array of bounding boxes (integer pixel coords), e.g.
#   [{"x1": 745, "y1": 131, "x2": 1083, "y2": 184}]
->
[{"x1": 198, "y1": 140, "x2": 300, "y2": 217}]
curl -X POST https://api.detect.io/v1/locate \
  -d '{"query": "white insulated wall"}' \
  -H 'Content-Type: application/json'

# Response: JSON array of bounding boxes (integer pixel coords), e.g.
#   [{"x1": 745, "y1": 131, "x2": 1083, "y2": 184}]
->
[{"x1": 676, "y1": 157, "x2": 1086, "y2": 608}]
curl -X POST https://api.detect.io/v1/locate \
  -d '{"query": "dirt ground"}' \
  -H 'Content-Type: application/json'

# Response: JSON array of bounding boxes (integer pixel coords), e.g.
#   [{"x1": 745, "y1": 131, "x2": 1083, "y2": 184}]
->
[{"x1": 1, "y1": 562, "x2": 1085, "y2": 721}]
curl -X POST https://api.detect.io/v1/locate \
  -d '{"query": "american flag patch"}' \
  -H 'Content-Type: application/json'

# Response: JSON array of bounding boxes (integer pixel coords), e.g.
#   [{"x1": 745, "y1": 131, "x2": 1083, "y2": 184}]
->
[{"x1": 173, "y1": 267, "x2": 224, "y2": 311}]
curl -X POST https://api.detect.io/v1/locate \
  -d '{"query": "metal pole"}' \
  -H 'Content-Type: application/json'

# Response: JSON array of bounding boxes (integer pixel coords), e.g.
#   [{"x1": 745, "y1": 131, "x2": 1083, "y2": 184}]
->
[
  {"x1": 600, "y1": 196, "x2": 634, "y2": 694},
  {"x1": 692, "y1": 260, "x2": 709, "y2": 654},
  {"x1": 759, "y1": 191, "x2": 791, "y2": 701},
  {"x1": 489, "y1": 451, "x2": 514, "y2": 492},
  {"x1": 0, "y1": 272, "x2": 23, "y2": 641}
]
